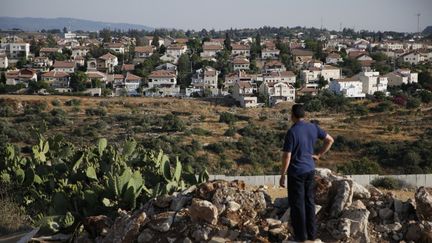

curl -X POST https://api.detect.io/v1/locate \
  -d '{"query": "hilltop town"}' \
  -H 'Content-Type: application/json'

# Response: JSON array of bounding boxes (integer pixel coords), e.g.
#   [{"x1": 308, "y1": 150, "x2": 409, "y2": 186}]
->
[{"x1": 0, "y1": 27, "x2": 431, "y2": 108}]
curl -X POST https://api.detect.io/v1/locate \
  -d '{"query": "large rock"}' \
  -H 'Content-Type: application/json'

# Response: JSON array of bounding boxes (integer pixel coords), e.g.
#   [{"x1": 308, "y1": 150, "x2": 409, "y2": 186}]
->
[
  {"x1": 327, "y1": 208, "x2": 370, "y2": 242},
  {"x1": 148, "y1": 211, "x2": 175, "y2": 232},
  {"x1": 189, "y1": 199, "x2": 218, "y2": 225},
  {"x1": 101, "y1": 210, "x2": 148, "y2": 243},
  {"x1": 415, "y1": 187, "x2": 432, "y2": 221},
  {"x1": 82, "y1": 215, "x2": 113, "y2": 238},
  {"x1": 352, "y1": 181, "x2": 371, "y2": 199},
  {"x1": 328, "y1": 179, "x2": 354, "y2": 218}
]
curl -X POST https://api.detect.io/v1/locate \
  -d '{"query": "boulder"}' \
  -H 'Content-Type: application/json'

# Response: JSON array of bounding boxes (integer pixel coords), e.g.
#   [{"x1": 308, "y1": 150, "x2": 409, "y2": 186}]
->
[
  {"x1": 379, "y1": 208, "x2": 394, "y2": 221},
  {"x1": 328, "y1": 179, "x2": 353, "y2": 218},
  {"x1": 328, "y1": 208, "x2": 370, "y2": 242},
  {"x1": 189, "y1": 199, "x2": 218, "y2": 225},
  {"x1": 415, "y1": 187, "x2": 432, "y2": 221},
  {"x1": 101, "y1": 210, "x2": 148, "y2": 243},
  {"x1": 352, "y1": 181, "x2": 371, "y2": 199},
  {"x1": 148, "y1": 211, "x2": 175, "y2": 232}
]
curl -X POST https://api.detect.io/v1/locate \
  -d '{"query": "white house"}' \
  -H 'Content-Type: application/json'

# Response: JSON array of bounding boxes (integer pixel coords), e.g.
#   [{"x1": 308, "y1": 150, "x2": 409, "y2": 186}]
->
[
  {"x1": 261, "y1": 48, "x2": 280, "y2": 59},
  {"x1": 201, "y1": 43, "x2": 224, "y2": 59},
  {"x1": 146, "y1": 70, "x2": 180, "y2": 96},
  {"x1": 97, "y1": 53, "x2": 118, "y2": 73},
  {"x1": 262, "y1": 71, "x2": 296, "y2": 85},
  {"x1": 260, "y1": 81, "x2": 296, "y2": 106},
  {"x1": 359, "y1": 71, "x2": 388, "y2": 95},
  {"x1": 232, "y1": 81, "x2": 258, "y2": 108},
  {"x1": 231, "y1": 43, "x2": 250, "y2": 57},
  {"x1": 41, "y1": 71, "x2": 70, "y2": 88},
  {"x1": 104, "y1": 43, "x2": 125, "y2": 54},
  {"x1": 329, "y1": 77, "x2": 366, "y2": 98},
  {"x1": 114, "y1": 72, "x2": 142, "y2": 96},
  {"x1": 0, "y1": 54, "x2": 8, "y2": 68},
  {"x1": 325, "y1": 53, "x2": 343, "y2": 64},
  {"x1": 190, "y1": 66, "x2": 220, "y2": 96},
  {"x1": 400, "y1": 51, "x2": 429, "y2": 65},
  {"x1": 71, "y1": 46, "x2": 89, "y2": 57},
  {"x1": 232, "y1": 57, "x2": 250, "y2": 71},
  {"x1": 264, "y1": 60, "x2": 286, "y2": 73},
  {"x1": 166, "y1": 44, "x2": 188, "y2": 60},
  {"x1": 5, "y1": 68, "x2": 37, "y2": 86},
  {"x1": 386, "y1": 69, "x2": 418, "y2": 87},
  {"x1": 134, "y1": 46, "x2": 154, "y2": 59},
  {"x1": 301, "y1": 65, "x2": 341, "y2": 88},
  {"x1": 0, "y1": 42, "x2": 30, "y2": 59},
  {"x1": 39, "y1": 47, "x2": 62, "y2": 57},
  {"x1": 52, "y1": 61, "x2": 75, "y2": 73}
]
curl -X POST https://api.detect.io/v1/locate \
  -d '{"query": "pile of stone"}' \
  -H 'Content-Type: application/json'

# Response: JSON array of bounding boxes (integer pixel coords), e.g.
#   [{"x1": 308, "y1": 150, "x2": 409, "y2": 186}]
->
[{"x1": 78, "y1": 169, "x2": 432, "y2": 243}]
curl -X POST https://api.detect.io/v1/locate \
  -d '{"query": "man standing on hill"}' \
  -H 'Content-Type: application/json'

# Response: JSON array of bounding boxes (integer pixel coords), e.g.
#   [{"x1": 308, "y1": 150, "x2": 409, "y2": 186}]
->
[{"x1": 279, "y1": 104, "x2": 334, "y2": 242}]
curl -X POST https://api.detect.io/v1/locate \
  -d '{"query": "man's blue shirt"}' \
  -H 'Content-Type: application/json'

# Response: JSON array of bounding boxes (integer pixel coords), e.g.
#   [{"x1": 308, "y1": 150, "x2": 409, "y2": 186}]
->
[{"x1": 282, "y1": 120, "x2": 327, "y2": 176}]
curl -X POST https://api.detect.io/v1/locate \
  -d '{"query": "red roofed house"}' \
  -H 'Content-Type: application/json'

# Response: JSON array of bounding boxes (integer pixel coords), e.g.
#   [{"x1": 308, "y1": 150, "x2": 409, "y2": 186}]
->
[
  {"x1": 231, "y1": 43, "x2": 250, "y2": 57},
  {"x1": 113, "y1": 72, "x2": 142, "y2": 96},
  {"x1": 5, "y1": 68, "x2": 37, "y2": 86},
  {"x1": 232, "y1": 57, "x2": 250, "y2": 71},
  {"x1": 97, "y1": 53, "x2": 118, "y2": 73},
  {"x1": 52, "y1": 60, "x2": 75, "y2": 73},
  {"x1": 41, "y1": 70, "x2": 70, "y2": 89},
  {"x1": 232, "y1": 81, "x2": 259, "y2": 107},
  {"x1": 145, "y1": 70, "x2": 180, "y2": 96}
]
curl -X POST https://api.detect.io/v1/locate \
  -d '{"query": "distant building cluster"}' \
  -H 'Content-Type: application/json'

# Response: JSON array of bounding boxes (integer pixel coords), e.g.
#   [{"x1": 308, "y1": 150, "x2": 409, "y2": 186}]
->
[{"x1": 0, "y1": 29, "x2": 430, "y2": 107}]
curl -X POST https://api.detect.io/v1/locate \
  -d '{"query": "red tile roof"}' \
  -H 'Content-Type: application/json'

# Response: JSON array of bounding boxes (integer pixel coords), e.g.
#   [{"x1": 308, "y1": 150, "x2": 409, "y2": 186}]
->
[
  {"x1": 42, "y1": 71, "x2": 69, "y2": 78},
  {"x1": 148, "y1": 70, "x2": 176, "y2": 79},
  {"x1": 53, "y1": 61, "x2": 75, "y2": 68}
]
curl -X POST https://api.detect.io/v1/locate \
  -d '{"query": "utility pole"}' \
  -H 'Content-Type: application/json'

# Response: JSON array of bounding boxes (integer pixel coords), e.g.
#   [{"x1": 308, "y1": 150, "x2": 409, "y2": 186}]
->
[
  {"x1": 417, "y1": 13, "x2": 421, "y2": 37},
  {"x1": 320, "y1": 17, "x2": 323, "y2": 31}
]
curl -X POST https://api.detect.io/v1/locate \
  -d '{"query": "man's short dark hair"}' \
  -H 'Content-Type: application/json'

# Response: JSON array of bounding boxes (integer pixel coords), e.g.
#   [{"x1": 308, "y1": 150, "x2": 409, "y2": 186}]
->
[{"x1": 292, "y1": 104, "x2": 305, "y2": 119}]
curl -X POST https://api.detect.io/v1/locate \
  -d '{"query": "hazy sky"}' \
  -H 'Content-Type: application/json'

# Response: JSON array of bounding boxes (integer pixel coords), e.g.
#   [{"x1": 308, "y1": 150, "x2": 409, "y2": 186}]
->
[{"x1": 1, "y1": 0, "x2": 432, "y2": 32}]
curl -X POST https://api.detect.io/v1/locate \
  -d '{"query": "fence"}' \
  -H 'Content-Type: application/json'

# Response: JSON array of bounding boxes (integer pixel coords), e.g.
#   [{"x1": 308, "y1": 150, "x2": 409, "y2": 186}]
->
[{"x1": 209, "y1": 174, "x2": 432, "y2": 187}]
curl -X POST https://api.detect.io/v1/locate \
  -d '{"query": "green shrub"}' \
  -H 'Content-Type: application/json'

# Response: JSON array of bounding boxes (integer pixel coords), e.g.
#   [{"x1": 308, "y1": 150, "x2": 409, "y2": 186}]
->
[
  {"x1": 206, "y1": 143, "x2": 225, "y2": 154},
  {"x1": 190, "y1": 127, "x2": 212, "y2": 136},
  {"x1": 406, "y1": 97, "x2": 421, "y2": 109},
  {"x1": 372, "y1": 101, "x2": 394, "y2": 112},
  {"x1": 337, "y1": 158, "x2": 381, "y2": 174},
  {"x1": 64, "y1": 99, "x2": 81, "y2": 106},
  {"x1": 162, "y1": 114, "x2": 185, "y2": 132},
  {"x1": 304, "y1": 99, "x2": 322, "y2": 112},
  {"x1": 371, "y1": 177, "x2": 405, "y2": 190},
  {"x1": 219, "y1": 112, "x2": 237, "y2": 124},
  {"x1": 224, "y1": 126, "x2": 237, "y2": 136},
  {"x1": 24, "y1": 102, "x2": 47, "y2": 114},
  {"x1": 0, "y1": 106, "x2": 14, "y2": 117},
  {"x1": 85, "y1": 107, "x2": 107, "y2": 116},
  {"x1": 51, "y1": 99, "x2": 61, "y2": 106}
]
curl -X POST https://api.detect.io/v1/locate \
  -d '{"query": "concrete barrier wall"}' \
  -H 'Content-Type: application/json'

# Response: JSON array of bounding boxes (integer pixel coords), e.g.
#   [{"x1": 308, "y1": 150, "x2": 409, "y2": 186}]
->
[{"x1": 209, "y1": 174, "x2": 432, "y2": 187}]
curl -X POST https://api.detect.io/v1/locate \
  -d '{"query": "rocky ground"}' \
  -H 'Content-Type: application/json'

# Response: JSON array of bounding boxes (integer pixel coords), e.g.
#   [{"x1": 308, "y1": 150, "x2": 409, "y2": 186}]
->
[{"x1": 31, "y1": 169, "x2": 432, "y2": 243}]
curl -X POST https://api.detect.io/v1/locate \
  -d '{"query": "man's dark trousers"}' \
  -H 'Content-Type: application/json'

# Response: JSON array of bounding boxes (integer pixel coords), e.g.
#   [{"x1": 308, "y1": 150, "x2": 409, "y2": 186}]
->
[{"x1": 288, "y1": 170, "x2": 316, "y2": 241}]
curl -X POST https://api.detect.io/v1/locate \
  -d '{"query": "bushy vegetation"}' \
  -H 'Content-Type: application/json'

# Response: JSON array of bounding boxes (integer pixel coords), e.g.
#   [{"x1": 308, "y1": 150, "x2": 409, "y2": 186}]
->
[
  {"x1": 337, "y1": 158, "x2": 381, "y2": 174},
  {"x1": 0, "y1": 136, "x2": 208, "y2": 235},
  {"x1": 371, "y1": 177, "x2": 406, "y2": 190}
]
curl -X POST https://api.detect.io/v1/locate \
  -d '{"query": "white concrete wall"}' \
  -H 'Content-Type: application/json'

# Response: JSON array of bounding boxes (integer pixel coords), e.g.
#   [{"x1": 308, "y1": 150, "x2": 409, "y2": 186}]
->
[{"x1": 209, "y1": 174, "x2": 432, "y2": 187}]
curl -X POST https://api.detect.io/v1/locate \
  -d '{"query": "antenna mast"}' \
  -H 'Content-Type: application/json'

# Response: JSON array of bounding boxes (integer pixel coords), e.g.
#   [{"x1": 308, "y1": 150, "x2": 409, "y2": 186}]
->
[{"x1": 417, "y1": 13, "x2": 421, "y2": 36}]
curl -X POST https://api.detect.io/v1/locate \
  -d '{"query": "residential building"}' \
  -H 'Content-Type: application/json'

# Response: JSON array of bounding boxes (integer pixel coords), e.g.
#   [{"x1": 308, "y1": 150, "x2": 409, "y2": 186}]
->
[
  {"x1": 114, "y1": 72, "x2": 142, "y2": 96},
  {"x1": 71, "y1": 46, "x2": 89, "y2": 57},
  {"x1": 166, "y1": 44, "x2": 187, "y2": 59},
  {"x1": 232, "y1": 57, "x2": 250, "y2": 71},
  {"x1": 41, "y1": 71, "x2": 70, "y2": 88},
  {"x1": 399, "y1": 51, "x2": 429, "y2": 65},
  {"x1": 97, "y1": 53, "x2": 118, "y2": 73},
  {"x1": 329, "y1": 77, "x2": 366, "y2": 98},
  {"x1": 260, "y1": 81, "x2": 296, "y2": 106},
  {"x1": 325, "y1": 53, "x2": 342, "y2": 64},
  {"x1": 380, "y1": 41, "x2": 404, "y2": 50},
  {"x1": 104, "y1": 43, "x2": 125, "y2": 54},
  {"x1": 232, "y1": 81, "x2": 258, "y2": 108},
  {"x1": 190, "y1": 66, "x2": 220, "y2": 96},
  {"x1": 291, "y1": 49, "x2": 313, "y2": 64},
  {"x1": 231, "y1": 43, "x2": 250, "y2": 57},
  {"x1": 52, "y1": 61, "x2": 75, "y2": 73},
  {"x1": 201, "y1": 43, "x2": 224, "y2": 59},
  {"x1": 145, "y1": 70, "x2": 180, "y2": 96},
  {"x1": 134, "y1": 46, "x2": 154, "y2": 59},
  {"x1": 262, "y1": 71, "x2": 296, "y2": 85},
  {"x1": 0, "y1": 42, "x2": 30, "y2": 59},
  {"x1": 359, "y1": 71, "x2": 388, "y2": 95},
  {"x1": 301, "y1": 65, "x2": 341, "y2": 88},
  {"x1": 39, "y1": 47, "x2": 62, "y2": 57},
  {"x1": 0, "y1": 54, "x2": 8, "y2": 68},
  {"x1": 386, "y1": 69, "x2": 418, "y2": 86},
  {"x1": 32, "y1": 57, "x2": 52, "y2": 72},
  {"x1": 261, "y1": 48, "x2": 280, "y2": 59},
  {"x1": 5, "y1": 68, "x2": 37, "y2": 86},
  {"x1": 155, "y1": 63, "x2": 178, "y2": 73},
  {"x1": 264, "y1": 60, "x2": 286, "y2": 73},
  {"x1": 121, "y1": 64, "x2": 135, "y2": 72},
  {"x1": 223, "y1": 71, "x2": 259, "y2": 90}
]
